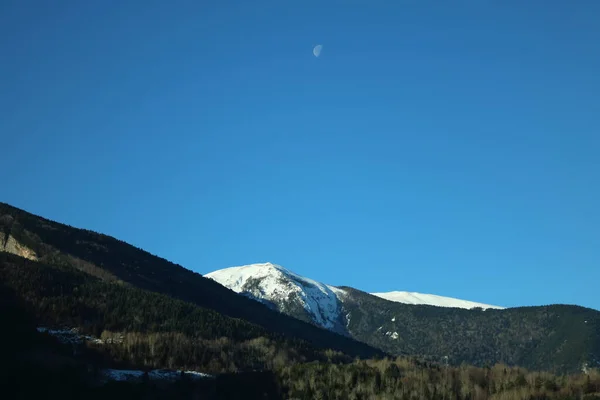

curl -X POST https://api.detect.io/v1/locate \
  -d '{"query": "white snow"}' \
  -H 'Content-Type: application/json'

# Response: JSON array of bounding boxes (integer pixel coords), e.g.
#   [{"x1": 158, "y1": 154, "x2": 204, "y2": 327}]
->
[
  {"x1": 371, "y1": 291, "x2": 504, "y2": 310},
  {"x1": 37, "y1": 327, "x2": 103, "y2": 344},
  {"x1": 582, "y1": 364, "x2": 589, "y2": 375},
  {"x1": 184, "y1": 370, "x2": 213, "y2": 379},
  {"x1": 148, "y1": 369, "x2": 211, "y2": 381},
  {"x1": 328, "y1": 285, "x2": 347, "y2": 297},
  {"x1": 102, "y1": 369, "x2": 211, "y2": 382},
  {"x1": 103, "y1": 369, "x2": 145, "y2": 381},
  {"x1": 384, "y1": 331, "x2": 399, "y2": 339},
  {"x1": 206, "y1": 263, "x2": 343, "y2": 330}
]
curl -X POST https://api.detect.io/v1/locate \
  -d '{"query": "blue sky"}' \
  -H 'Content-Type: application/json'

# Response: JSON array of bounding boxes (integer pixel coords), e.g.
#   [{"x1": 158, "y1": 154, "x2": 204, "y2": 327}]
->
[{"x1": 1, "y1": 1, "x2": 598, "y2": 310}]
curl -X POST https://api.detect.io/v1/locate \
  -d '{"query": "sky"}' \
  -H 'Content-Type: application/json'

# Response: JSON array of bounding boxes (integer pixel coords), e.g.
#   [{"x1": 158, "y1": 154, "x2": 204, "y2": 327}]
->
[{"x1": 1, "y1": 1, "x2": 599, "y2": 310}]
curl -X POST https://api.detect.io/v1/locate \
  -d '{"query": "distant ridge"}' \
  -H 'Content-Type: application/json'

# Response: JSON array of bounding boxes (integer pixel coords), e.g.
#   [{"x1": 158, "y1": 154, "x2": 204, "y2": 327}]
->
[{"x1": 371, "y1": 291, "x2": 504, "y2": 310}]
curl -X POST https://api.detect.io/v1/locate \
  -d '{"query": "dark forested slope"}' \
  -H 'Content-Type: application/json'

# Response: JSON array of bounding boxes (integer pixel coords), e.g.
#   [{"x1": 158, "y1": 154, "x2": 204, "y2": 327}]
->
[
  {"x1": 0, "y1": 251, "x2": 357, "y2": 374},
  {"x1": 340, "y1": 287, "x2": 600, "y2": 373},
  {"x1": 0, "y1": 202, "x2": 382, "y2": 360}
]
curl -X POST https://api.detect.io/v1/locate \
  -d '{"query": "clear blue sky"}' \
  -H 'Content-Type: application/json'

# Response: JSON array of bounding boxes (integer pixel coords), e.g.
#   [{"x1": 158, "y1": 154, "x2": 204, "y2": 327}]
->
[{"x1": 1, "y1": 1, "x2": 598, "y2": 310}]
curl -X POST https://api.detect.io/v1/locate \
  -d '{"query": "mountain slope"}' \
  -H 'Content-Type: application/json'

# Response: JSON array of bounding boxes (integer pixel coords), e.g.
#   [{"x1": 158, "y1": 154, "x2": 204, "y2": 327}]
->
[
  {"x1": 341, "y1": 286, "x2": 600, "y2": 373},
  {"x1": 0, "y1": 251, "x2": 363, "y2": 375},
  {"x1": 371, "y1": 291, "x2": 504, "y2": 310},
  {"x1": 206, "y1": 263, "x2": 600, "y2": 373},
  {"x1": 0, "y1": 202, "x2": 382, "y2": 360}
]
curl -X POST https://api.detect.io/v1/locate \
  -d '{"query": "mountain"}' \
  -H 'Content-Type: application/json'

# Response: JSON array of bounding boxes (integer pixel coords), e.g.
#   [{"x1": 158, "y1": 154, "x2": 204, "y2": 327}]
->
[
  {"x1": 205, "y1": 262, "x2": 502, "y2": 337},
  {"x1": 371, "y1": 291, "x2": 504, "y2": 310},
  {"x1": 206, "y1": 263, "x2": 347, "y2": 335},
  {"x1": 207, "y1": 262, "x2": 600, "y2": 373},
  {"x1": 205, "y1": 262, "x2": 503, "y2": 333}
]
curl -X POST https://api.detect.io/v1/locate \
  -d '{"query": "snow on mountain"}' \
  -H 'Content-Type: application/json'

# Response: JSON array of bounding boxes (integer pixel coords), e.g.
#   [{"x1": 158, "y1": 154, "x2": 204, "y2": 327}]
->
[
  {"x1": 205, "y1": 263, "x2": 345, "y2": 332},
  {"x1": 370, "y1": 291, "x2": 504, "y2": 310},
  {"x1": 206, "y1": 262, "x2": 504, "y2": 335}
]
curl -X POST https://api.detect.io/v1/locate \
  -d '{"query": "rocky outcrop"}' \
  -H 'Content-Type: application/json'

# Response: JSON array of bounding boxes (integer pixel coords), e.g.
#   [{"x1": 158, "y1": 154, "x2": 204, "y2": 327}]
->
[{"x1": 0, "y1": 232, "x2": 38, "y2": 261}]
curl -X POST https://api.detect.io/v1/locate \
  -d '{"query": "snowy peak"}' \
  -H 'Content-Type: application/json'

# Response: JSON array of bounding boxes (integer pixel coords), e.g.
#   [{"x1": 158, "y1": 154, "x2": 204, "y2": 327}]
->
[
  {"x1": 205, "y1": 263, "x2": 346, "y2": 333},
  {"x1": 206, "y1": 262, "x2": 504, "y2": 337},
  {"x1": 371, "y1": 291, "x2": 503, "y2": 310},
  {"x1": 205, "y1": 262, "x2": 287, "y2": 295}
]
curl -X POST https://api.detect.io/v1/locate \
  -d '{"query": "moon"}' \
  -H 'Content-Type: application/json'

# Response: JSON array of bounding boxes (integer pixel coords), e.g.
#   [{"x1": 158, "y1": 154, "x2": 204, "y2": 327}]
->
[{"x1": 313, "y1": 44, "x2": 322, "y2": 58}]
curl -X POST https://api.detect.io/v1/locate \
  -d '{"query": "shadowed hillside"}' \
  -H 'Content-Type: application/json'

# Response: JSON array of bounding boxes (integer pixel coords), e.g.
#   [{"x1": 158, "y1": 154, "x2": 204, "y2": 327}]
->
[{"x1": 0, "y1": 202, "x2": 382, "y2": 361}]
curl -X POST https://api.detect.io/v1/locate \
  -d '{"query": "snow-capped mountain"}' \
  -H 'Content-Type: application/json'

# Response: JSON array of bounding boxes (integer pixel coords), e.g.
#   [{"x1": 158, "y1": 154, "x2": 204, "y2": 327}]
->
[
  {"x1": 371, "y1": 291, "x2": 503, "y2": 310},
  {"x1": 205, "y1": 263, "x2": 347, "y2": 334},
  {"x1": 205, "y1": 262, "x2": 504, "y2": 335}
]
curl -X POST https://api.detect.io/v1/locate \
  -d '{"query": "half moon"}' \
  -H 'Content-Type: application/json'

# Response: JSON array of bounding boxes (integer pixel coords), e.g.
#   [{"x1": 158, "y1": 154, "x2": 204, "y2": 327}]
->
[{"x1": 313, "y1": 44, "x2": 323, "y2": 58}]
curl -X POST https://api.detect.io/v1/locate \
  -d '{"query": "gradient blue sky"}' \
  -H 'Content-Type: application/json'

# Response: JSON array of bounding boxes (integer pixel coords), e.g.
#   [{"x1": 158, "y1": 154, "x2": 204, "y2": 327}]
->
[{"x1": 1, "y1": 1, "x2": 599, "y2": 310}]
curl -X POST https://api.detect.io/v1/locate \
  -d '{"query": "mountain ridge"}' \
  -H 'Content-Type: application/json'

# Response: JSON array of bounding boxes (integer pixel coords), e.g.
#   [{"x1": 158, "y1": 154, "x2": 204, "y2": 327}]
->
[
  {"x1": 206, "y1": 261, "x2": 600, "y2": 373},
  {"x1": 206, "y1": 262, "x2": 505, "y2": 334}
]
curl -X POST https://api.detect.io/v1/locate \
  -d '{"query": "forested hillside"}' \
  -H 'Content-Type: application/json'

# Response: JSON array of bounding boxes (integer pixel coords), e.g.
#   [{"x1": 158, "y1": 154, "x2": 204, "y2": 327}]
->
[
  {"x1": 0, "y1": 279, "x2": 284, "y2": 399},
  {"x1": 0, "y1": 202, "x2": 381, "y2": 360},
  {"x1": 3, "y1": 272, "x2": 600, "y2": 400},
  {"x1": 2, "y1": 276, "x2": 600, "y2": 400},
  {"x1": 278, "y1": 358, "x2": 600, "y2": 400},
  {"x1": 0, "y1": 251, "x2": 357, "y2": 374},
  {"x1": 340, "y1": 288, "x2": 600, "y2": 373}
]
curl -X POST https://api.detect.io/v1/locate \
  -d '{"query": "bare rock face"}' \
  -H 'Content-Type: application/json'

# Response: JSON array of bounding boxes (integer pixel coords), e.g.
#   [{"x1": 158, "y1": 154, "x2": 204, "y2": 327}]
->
[{"x1": 0, "y1": 233, "x2": 38, "y2": 261}]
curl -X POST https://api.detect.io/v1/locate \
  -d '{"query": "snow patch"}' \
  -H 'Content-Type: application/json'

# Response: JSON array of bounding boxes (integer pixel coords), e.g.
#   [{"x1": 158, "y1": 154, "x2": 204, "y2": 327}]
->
[
  {"x1": 184, "y1": 370, "x2": 213, "y2": 379},
  {"x1": 102, "y1": 369, "x2": 212, "y2": 382},
  {"x1": 582, "y1": 363, "x2": 589, "y2": 375},
  {"x1": 103, "y1": 369, "x2": 144, "y2": 381},
  {"x1": 371, "y1": 291, "x2": 504, "y2": 310},
  {"x1": 37, "y1": 327, "x2": 103, "y2": 344},
  {"x1": 328, "y1": 285, "x2": 347, "y2": 297}
]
